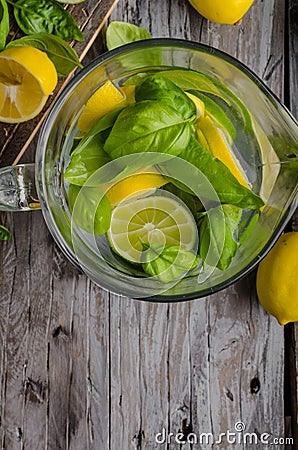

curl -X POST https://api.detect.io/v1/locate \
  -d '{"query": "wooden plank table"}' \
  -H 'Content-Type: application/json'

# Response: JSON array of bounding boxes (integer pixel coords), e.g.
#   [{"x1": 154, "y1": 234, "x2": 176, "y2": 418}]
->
[{"x1": 0, "y1": 0, "x2": 297, "y2": 448}]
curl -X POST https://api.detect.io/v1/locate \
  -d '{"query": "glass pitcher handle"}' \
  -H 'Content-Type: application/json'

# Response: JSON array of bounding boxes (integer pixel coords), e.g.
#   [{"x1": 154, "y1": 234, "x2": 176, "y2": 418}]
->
[{"x1": 0, "y1": 164, "x2": 41, "y2": 211}]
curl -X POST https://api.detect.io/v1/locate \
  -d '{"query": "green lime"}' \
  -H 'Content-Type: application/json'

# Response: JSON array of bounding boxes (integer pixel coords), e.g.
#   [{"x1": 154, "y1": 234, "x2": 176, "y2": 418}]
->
[{"x1": 107, "y1": 191, "x2": 198, "y2": 263}]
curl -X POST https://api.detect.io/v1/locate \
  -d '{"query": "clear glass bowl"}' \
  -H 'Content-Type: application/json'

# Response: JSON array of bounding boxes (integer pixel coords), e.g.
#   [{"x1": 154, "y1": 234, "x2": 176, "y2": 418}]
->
[{"x1": 36, "y1": 38, "x2": 298, "y2": 300}]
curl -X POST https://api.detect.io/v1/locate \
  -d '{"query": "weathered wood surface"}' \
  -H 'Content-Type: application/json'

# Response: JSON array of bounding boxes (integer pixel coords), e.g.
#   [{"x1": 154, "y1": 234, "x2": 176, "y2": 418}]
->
[
  {"x1": 0, "y1": 0, "x2": 296, "y2": 449},
  {"x1": 288, "y1": 0, "x2": 298, "y2": 446}
]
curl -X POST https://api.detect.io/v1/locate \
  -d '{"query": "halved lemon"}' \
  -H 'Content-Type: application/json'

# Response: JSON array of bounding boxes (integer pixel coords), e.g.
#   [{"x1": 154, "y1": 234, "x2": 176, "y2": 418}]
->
[
  {"x1": 107, "y1": 192, "x2": 198, "y2": 263},
  {"x1": 0, "y1": 46, "x2": 58, "y2": 123}
]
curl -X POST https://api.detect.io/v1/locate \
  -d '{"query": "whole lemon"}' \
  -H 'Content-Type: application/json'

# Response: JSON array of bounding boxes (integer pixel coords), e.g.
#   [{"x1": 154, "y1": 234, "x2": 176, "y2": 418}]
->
[
  {"x1": 188, "y1": 0, "x2": 254, "y2": 24},
  {"x1": 256, "y1": 232, "x2": 298, "y2": 325}
]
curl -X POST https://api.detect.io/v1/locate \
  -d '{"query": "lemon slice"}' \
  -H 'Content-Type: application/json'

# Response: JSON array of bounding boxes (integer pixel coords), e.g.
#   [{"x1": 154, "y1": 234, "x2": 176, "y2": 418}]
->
[
  {"x1": 186, "y1": 92, "x2": 205, "y2": 118},
  {"x1": 198, "y1": 115, "x2": 249, "y2": 188},
  {"x1": 77, "y1": 80, "x2": 129, "y2": 133},
  {"x1": 120, "y1": 85, "x2": 135, "y2": 103},
  {"x1": 0, "y1": 46, "x2": 58, "y2": 123},
  {"x1": 106, "y1": 168, "x2": 167, "y2": 205},
  {"x1": 107, "y1": 191, "x2": 198, "y2": 263}
]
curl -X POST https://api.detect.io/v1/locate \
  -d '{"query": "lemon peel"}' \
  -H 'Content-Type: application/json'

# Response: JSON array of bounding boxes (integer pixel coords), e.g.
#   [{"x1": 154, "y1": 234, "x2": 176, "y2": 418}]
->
[
  {"x1": 188, "y1": 0, "x2": 255, "y2": 24},
  {"x1": 256, "y1": 232, "x2": 298, "y2": 325}
]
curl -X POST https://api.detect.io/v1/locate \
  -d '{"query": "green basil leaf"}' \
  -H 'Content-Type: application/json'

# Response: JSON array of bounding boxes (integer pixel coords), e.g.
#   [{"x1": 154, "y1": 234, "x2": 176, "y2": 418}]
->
[
  {"x1": 162, "y1": 182, "x2": 204, "y2": 216},
  {"x1": 135, "y1": 75, "x2": 197, "y2": 121},
  {"x1": 199, "y1": 204, "x2": 242, "y2": 270},
  {"x1": 0, "y1": 224, "x2": 10, "y2": 240},
  {"x1": 238, "y1": 209, "x2": 259, "y2": 245},
  {"x1": 104, "y1": 100, "x2": 192, "y2": 160},
  {"x1": 125, "y1": 69, "x2": 230, "y2": 104},
  {"x1": 141, "y1": 243, "x2": 200, "y2": 282},
  {"x1": 68, "y1": 184, "x2": 111, "y2": 235},
  {"x1": 7, "y1": 33, "x2": 82, "y2": 76},
  {"x1": 106, "y1": 21, "x2": 152, "y2": 50},
  {"x1": 164, "y1": 134, "x2": 264, "y2": 210},
  {"x1": 64, "y1": 132, "x2": 111, "y2": 186},
  {"x1": 73, "y1": 107, "x2": 123, "y2": 157},
  {"x1": 12, "y1": 0, "x2": 84, "y2": 41},
  {"x1": 0, "y1": 0, "x2": 9, "y2": 51}
]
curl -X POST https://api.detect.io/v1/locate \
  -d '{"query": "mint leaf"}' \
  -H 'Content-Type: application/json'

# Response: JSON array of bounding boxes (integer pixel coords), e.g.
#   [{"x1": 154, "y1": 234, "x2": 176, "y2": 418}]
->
[{"x1": 125, "y1": 69, "x2": 230, "y2": 105}]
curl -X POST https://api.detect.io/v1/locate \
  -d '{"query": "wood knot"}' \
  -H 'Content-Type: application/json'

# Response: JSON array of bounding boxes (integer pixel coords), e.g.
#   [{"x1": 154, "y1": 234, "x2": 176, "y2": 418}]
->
[
  {"x1": 225, "y1": 388, "x2": 234, "y2": 401},
  {"x1": 52, "y1": 325, "x2": 69, "y2": 339},
  {"x1": 23, "y1": 377, "x2": 46, "y2": 404},
  {"x1": 250, "y1": 376, "x2": 261, "y2": 394}
]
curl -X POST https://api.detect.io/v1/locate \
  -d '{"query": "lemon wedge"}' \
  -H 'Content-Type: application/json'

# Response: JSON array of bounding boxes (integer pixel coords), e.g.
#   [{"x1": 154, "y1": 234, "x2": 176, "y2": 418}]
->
[
  {"x1": 198, "y1": 115, "x2": 249, "y2": 188},
  {"x1": 0, "y1": 46, "x2": 58, "y2": 123},
  {"x1": 77, "y1": 80, "x2": 130, "y2": 133},
  {"x1": 120, "y1": 85, "x2": 135, "y2": 103},
  {"x1": 106, "y1": 168, "x2": 167, "y2": 205},
  {"x1": 186, "y1": 92, "x2": 205, "y2": 118}
]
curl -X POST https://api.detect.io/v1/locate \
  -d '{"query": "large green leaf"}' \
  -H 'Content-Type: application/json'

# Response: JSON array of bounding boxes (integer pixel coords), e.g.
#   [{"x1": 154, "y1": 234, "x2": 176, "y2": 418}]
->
[
  {"x1": 12, "y1": 0, "x2": 84, "y2": 41},
  {"x1": 198, "y1": 204, "x2": 242, "y2": 270},
  {"x1": 106, "y1": 21, "x2": 152, "y2": 50},
  {"x1": 135, "y1": 75, "x2": 197, "y2": 121},
  {"x1": 64, "y1": 132, "x2": 111, "y2": 186},
  {"x1": 0, "y1": 0, "x2": 9, "y2": 51},
  {"x1": 104, "y1": 100, "x2": 192, "y2": 160},
  {"x1": 141, "y1": 243, "x2": 200, "y2": 282},
  {"x1": 160, "y1": 134, "x2": 264, "y2": 210},
  {"x1": 68, "y1": 184, "x2": 111, "y2": 235}
]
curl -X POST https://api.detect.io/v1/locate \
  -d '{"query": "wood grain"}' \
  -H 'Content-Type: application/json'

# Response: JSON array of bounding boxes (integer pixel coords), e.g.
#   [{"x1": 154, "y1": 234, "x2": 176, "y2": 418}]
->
[{"x1": 0, "y1": 0, "x2": 295, "y2": 449}]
